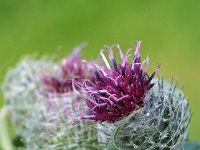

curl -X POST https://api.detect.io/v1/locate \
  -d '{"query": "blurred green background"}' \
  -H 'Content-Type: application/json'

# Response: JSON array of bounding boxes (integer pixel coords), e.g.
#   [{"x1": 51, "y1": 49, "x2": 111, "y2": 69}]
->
[{"x1": 0, "y1": 0, "x2": 199, "y2": 141}]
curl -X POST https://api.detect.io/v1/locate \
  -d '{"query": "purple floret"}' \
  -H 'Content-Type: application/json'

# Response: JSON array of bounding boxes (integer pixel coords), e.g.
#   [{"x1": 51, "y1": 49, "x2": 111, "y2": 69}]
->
[
  {"x1": 42, "y1": 45, "x2": 93, "y2": 94},
  {"x1": 81, "y1": 41, "x2": 160, "y2": 123}
]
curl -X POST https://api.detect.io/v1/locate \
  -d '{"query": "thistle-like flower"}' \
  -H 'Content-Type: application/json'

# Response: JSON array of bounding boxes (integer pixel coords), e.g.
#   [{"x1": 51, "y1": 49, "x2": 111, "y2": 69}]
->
[
  {"x1": 43, "y1": 44, "x2": 92, "y2": 94},
  {"x1": 41, "y1": 45, "x2": 94, "y2": 121},
  {"x1": 1, "y1": 51, "x2": 103, "y2": 149},
  {"x1": 39, "y1": 46, "x2": 103, "y2": 149},
  {"x1": 81, "y1": 41, "x2": 160, "y2": 123}
]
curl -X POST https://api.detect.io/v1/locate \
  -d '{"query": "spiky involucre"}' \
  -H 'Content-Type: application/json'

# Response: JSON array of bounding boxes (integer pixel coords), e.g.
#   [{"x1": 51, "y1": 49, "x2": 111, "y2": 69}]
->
[
  {"x1": 106, "y1": 78, "x2": 190, "y2": 150},
  {"x1": 2, "y1": 56, "x2": 54, "y2": 142},
  {"x1": 38, "y1": 92, "x2": 104, "y2": 150},
  {"x1": 2, "y1": 56, "x2": 103, "y2": 150}
]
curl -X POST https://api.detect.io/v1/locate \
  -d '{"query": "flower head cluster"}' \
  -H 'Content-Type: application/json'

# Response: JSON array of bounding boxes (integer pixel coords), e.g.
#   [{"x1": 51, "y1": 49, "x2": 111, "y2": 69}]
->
[
  {"x1": 82, "y1": 41, "x2": 160, "y2": 123},
  {"x1": 1, "y1": 41, "x2": 191, "y2": 150}
]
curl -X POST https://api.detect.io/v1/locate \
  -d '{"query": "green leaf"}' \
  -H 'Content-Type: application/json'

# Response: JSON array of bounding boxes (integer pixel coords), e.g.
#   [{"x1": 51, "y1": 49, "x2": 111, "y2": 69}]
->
[{"x1": 0, "y1": 106, "x2": 14, "y2": 150}]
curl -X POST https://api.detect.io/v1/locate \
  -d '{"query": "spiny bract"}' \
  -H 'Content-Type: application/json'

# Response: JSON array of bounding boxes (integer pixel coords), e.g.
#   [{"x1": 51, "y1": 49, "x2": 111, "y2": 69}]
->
[
  {"x1": 107, "y1": 78, "x2": 190, "y2": 150},
  {"x1": 2, "y1": 55, "x2": 103, "y2": 150}
]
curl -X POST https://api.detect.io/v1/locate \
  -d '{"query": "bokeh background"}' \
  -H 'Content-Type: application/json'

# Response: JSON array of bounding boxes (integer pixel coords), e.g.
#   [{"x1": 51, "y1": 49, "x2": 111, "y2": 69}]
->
[{"x1": 0, "y1": 0, "x2": 199, "y2": 141}]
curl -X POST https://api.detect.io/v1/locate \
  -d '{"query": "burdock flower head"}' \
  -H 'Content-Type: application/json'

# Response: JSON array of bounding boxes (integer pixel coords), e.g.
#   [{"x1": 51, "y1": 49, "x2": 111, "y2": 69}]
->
[
  {"x1": 81, "y1": 41, "x2": 160, "y2": 123},
  {"x1": 43, "y1": 44, "x2": 92, "y2": 94}
]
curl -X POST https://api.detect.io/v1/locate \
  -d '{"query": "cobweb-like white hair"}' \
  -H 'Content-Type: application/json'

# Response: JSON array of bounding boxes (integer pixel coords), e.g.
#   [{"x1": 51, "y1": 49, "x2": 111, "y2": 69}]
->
[
  {"x1": 105, "y1": 78, "x2": 190, "y2": 150},
  {"x1": 2, "y1": 56, "x2": 103, "y2": 150}
]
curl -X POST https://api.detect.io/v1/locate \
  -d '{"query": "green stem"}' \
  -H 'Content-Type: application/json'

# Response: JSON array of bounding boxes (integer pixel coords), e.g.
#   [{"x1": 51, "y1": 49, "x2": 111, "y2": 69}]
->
[{"x1": 0, "y1": 106, "x2": 14, "y2": 150}]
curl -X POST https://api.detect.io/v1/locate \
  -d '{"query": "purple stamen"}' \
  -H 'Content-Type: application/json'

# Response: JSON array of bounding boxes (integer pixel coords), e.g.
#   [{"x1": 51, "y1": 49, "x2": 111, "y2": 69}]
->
[
  {"x1": 134, "y1": 41, "x2": 141, "y2": 63},
  {"x1": 109, "y1": 48, "x2": 119, "y2": 72}
]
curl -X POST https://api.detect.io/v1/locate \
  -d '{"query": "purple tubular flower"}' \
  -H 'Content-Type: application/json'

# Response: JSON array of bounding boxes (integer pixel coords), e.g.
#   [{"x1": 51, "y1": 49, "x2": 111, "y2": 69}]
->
[
  {"x1": 43, "y1": 44, "x2": 92, "y2": 94},
  {"x1": 82, "y1": 41, "x2": 160, "y2": 123}
]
